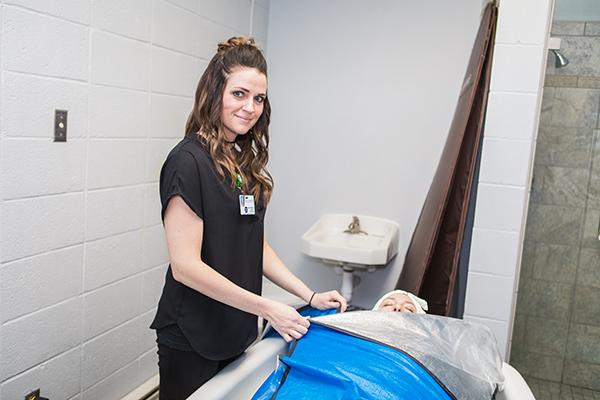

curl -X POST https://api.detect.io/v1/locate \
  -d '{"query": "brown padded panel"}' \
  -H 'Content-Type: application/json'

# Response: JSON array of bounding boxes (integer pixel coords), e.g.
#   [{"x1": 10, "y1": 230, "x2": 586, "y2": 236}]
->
[{"x1": 395, "y1": 3, "x2": 497, "y2": 315}]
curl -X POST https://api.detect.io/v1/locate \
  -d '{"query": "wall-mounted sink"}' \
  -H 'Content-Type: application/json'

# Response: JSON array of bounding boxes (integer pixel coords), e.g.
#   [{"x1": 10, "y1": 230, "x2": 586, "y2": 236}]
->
[
  {"x1": 302, "y1": 214, "x2": 399, "y2": 266},
  {"x1": 302, "y1": 214, "x2": 399, "y2": 303}
]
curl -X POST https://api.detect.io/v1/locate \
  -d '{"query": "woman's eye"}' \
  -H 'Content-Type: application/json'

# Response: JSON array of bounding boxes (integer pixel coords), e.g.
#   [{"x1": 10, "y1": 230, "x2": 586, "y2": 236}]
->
[
  {"x1": 254, "y1": 96, "x2": 265, "y2": 104},
  {"x1": 232, "y1": 91, "x2": 244, "y2": 98}
]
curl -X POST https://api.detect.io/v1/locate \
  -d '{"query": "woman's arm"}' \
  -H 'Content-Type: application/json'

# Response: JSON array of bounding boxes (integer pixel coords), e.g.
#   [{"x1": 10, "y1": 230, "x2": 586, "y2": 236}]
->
[
  {"x1": 262, "y1": 241, "x2": 313, "y2": 303},
  {"x1": 164, "y1": 196, "x2": 309, "y2": 342},
  {"x1": 263, "y1": 240, "x2": 348, "y2": 312}
]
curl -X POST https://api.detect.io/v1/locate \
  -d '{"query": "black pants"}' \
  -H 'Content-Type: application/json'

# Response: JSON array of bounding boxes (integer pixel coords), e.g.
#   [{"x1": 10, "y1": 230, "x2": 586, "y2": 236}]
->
[{"x1": 158, "y1": 344, "x2": 239, "y2": 400}]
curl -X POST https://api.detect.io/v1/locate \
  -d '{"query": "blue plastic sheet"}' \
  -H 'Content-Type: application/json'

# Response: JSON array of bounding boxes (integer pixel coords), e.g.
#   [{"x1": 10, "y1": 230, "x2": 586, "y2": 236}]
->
[
  {"x1": 261, "y1": 306, "x2": 336, "y2": 340},
  {"x1": 253, "y1": 321, "x2": 453, "y2": 400}
]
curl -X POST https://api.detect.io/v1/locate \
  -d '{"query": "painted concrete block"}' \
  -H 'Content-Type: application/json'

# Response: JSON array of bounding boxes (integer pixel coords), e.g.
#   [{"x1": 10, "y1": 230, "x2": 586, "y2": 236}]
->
[
  {"x1": 1, "y1": 193, "x2": 84, "y2": 262},
  {"x1": 197, "y1": 17, "x2": 237, "y2": 60},
  {"x1": 166, "y1": 0, "x2": 197, "y2": 13},
  {"x1": 141, "y1": 265, "x2": 167, "y2": 313},
  {"x1": 151, "y1": 47, "x2": 198, "y2": 97},
  {"x1": 143, "y1": 224, "x2": 169, "y2": 269},
  {"x1": 3, "y1": 6, "x2": 88, "y2": 80},
  {"x1": 5, "y1": 0, "x2": 90, "y2": 24},
  {"x1": 91, "y1": 31, "x2": 150, "y2": 91},
  {"x1": 0, "y1": 347, "x2": 81, "y2": 400},
  {"x1": 473, "y1": 184, "x2": 527, "y2": 232},
  {"x1": 81, "y1": 319, "x2": 140, "y2": 389},
  {"x1": 92, "y1": 0, "x2": 151, "y2": 42},
  {"x1": 2, "y1": 139, "x2": 86, "y2": 200},
  {"x1": 86, "y1": 186, "x2": 144, "y2": 241},
  {"x1": 490, "y1": 44, "x2": 545, "y2": 93},
  {"x1": 81, "y1": 360, "x2": 140, "y2": 400},
  {"x1": 469, "y1": 228, "x2": 520, "y2": 277},
  {"x1": 153, "y1": 0, "x2": 200, "y2": 56},
  {"x1": 198, "y1": 0, "x2": 251, "y2": 33},
  {"x1": 87, "y1": 139, "x2": 146, "y2": 189},
  {"x1": 149, "y1": 93, "x2": 192, "y2": 139},
  {"x1": 83, "y1": 275, "x2": 142, "y2": 340},
  {"x1": 0, "y1": 298, "x2": 82, "y2": 380},
  {"x1": 2, "y1": 71, "x2": 88, "y2": 138},
  {"x1": 145, "y1": 138, "x2": 179, "y2": 182},
  {"x1": 479, "y1": 138, "x2": 533, "y2": 187},
  {"x1": 84, "y1": 230, "x2": 144, "y2": 291},
  {"x1": 465, "y1": 272, "x2": 516, "y2": 321},
  {"x1": 138, "y1": 348, "x2": 158, "y2": 384},
  {"x1": 89, "y1": 85, "x2": 149, "y2": 138},
  {"x1": 1, "y1": 245, "x2": 83, "y2": 323},
  {"x1": 138, "y1": 310, "x2": 157, "y2": 354},
  {"x1": 143, "y1": 183, "x2": 162, "y2": 227},
  {"x1": 495, "y1": 0, "x2": 551, "y2": 45},
  {"x1": 484, "y1": 92, "x2": 539, "y2": 140}
]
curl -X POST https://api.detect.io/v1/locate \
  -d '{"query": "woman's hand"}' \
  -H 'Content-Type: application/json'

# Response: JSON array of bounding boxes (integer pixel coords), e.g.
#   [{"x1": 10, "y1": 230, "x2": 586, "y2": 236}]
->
[
  {"x1": 262, "y1": 300, "x2": 310, "y2": 342},
  {"x1": 310, "y1": 290, "x2": 348, "y2": 312}
]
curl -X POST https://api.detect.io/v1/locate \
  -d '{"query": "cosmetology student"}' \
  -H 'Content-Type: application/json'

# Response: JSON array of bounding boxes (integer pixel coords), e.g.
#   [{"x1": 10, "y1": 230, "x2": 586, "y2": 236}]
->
[{"x1": 150, "y1": 36, "x2": 348, "y2": 400}]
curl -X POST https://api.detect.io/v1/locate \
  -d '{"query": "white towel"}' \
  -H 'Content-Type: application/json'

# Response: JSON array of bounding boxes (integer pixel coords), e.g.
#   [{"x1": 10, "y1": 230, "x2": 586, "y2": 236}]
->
[{"x1": 372, "y1": 290, "x2": 428, "y2": 314}]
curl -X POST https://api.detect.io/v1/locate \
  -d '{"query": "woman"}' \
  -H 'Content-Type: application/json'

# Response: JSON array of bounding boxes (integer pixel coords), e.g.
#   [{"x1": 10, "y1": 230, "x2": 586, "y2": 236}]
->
[{"x1": 150, "y1": 37, "x2": 347, "y2": 400}]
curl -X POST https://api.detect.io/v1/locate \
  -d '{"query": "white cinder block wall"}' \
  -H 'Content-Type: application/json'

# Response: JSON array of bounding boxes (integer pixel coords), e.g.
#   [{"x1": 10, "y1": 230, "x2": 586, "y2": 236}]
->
[
  {"x1": 463, "y1": 0, "x2": 555, "y2": 359},
  {"x1": 0, "y1": 1, "x2": 269, "y2": 399}
]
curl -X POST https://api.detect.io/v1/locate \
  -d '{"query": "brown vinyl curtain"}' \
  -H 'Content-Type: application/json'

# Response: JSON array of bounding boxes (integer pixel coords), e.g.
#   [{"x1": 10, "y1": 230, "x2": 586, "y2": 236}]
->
[{"x1": 395, "y1": 3, "x2": 498, "y2": 316}]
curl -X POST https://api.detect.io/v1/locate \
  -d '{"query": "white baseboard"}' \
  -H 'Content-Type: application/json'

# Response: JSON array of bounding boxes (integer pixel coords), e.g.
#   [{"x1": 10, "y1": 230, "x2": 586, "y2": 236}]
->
[{"x1": 121, "y1": 374, "x2": 159, "y2": 400}]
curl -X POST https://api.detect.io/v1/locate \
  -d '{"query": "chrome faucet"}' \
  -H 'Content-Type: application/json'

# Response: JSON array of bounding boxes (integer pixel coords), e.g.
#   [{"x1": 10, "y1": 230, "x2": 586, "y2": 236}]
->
[{"x1": 344, "y1": 216, "x2": 368, "y2": 235}]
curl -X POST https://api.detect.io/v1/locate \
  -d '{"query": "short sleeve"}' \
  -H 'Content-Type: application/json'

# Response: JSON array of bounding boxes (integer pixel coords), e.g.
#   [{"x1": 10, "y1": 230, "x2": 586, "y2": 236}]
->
[{"x1": 159, "y1": 150, "x2": 204, "y2": 221}]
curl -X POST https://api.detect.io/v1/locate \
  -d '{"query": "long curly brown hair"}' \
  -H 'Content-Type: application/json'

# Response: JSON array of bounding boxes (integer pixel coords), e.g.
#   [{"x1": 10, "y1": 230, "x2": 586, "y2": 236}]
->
[{"x1": 185, "y1": 37, "x2": 273, "y2": 205}]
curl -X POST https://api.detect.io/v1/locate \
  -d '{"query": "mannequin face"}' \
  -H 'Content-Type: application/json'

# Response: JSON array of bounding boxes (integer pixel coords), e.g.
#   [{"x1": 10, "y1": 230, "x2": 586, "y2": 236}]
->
[
  {"x1": 378, "y1": 293, "x2": 417, "y2": 313},
  {"x1": 220, "y1": 66, "x2": 267, "y2": 142}
]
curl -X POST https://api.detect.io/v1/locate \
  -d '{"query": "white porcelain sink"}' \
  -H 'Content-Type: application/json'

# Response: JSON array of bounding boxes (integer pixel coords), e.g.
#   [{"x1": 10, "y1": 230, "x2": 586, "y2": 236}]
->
[{"x1": 302, "y1": 214, "x2": 399, "y2": 266}]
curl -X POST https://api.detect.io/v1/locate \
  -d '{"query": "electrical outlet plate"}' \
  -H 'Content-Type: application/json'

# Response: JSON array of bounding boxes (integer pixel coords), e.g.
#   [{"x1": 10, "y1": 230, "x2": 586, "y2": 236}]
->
[
  {"x1": 54, "y1": 109, "x2": 67, "y2": 142},
  {"x1": 25, "y1": 388, "x2": 40, "y2": 400}
]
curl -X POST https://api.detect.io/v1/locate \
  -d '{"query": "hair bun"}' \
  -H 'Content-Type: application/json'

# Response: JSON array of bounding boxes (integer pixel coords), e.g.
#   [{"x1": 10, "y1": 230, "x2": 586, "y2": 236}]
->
[{"x1": 217, "y1": 36, "x2": 257, "y2": 53}]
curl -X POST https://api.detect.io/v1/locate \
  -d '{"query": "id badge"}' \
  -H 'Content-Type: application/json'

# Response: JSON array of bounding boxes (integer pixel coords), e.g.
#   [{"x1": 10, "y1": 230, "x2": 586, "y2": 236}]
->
[{"x1": 239, "y1": 194, "x2": 255, "y2": 215}]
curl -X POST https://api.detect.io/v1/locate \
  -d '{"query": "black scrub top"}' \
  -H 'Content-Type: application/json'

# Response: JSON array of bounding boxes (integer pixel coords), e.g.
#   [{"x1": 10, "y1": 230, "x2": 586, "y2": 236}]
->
[{"x1": 150, "y1": 136, "x2": 266, "y2": 360}]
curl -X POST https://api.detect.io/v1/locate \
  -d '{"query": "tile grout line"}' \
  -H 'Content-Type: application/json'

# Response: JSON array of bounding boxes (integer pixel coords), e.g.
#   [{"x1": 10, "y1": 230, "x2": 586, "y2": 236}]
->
[
  {"x1": 3, "y1": 3, "x2": 90, "y2": 28},
  {"x1": 1, "y1": 3, "x2": 5, "y2": 282},
  {"x1": 79, "y1": 2, "x2": 94, "y2": 395},
  {"x1": 139, "y1": 0, "x2": 157, "y2": 382}
]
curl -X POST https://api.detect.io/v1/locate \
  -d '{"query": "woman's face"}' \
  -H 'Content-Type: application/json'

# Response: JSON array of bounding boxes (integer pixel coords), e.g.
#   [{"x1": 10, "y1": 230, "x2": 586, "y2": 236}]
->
[
  {"x1": 378, "y1": 293, "x2": 417, "y2": 313},
  {"x1": 220, "y1": 66, "x2": 267, "y2": 142}
]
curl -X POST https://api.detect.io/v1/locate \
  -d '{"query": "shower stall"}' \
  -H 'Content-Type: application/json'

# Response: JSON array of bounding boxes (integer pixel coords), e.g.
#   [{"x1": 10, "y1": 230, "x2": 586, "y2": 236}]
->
[{"x1": 510, "y1": 16, "x2": 600, "y2": 399}]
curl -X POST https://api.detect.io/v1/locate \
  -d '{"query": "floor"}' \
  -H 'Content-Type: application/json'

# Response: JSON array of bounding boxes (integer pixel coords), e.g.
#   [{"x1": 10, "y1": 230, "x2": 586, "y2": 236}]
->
[{"x1": 526, "y1": 377, "x2": 600, "y2": 400}]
